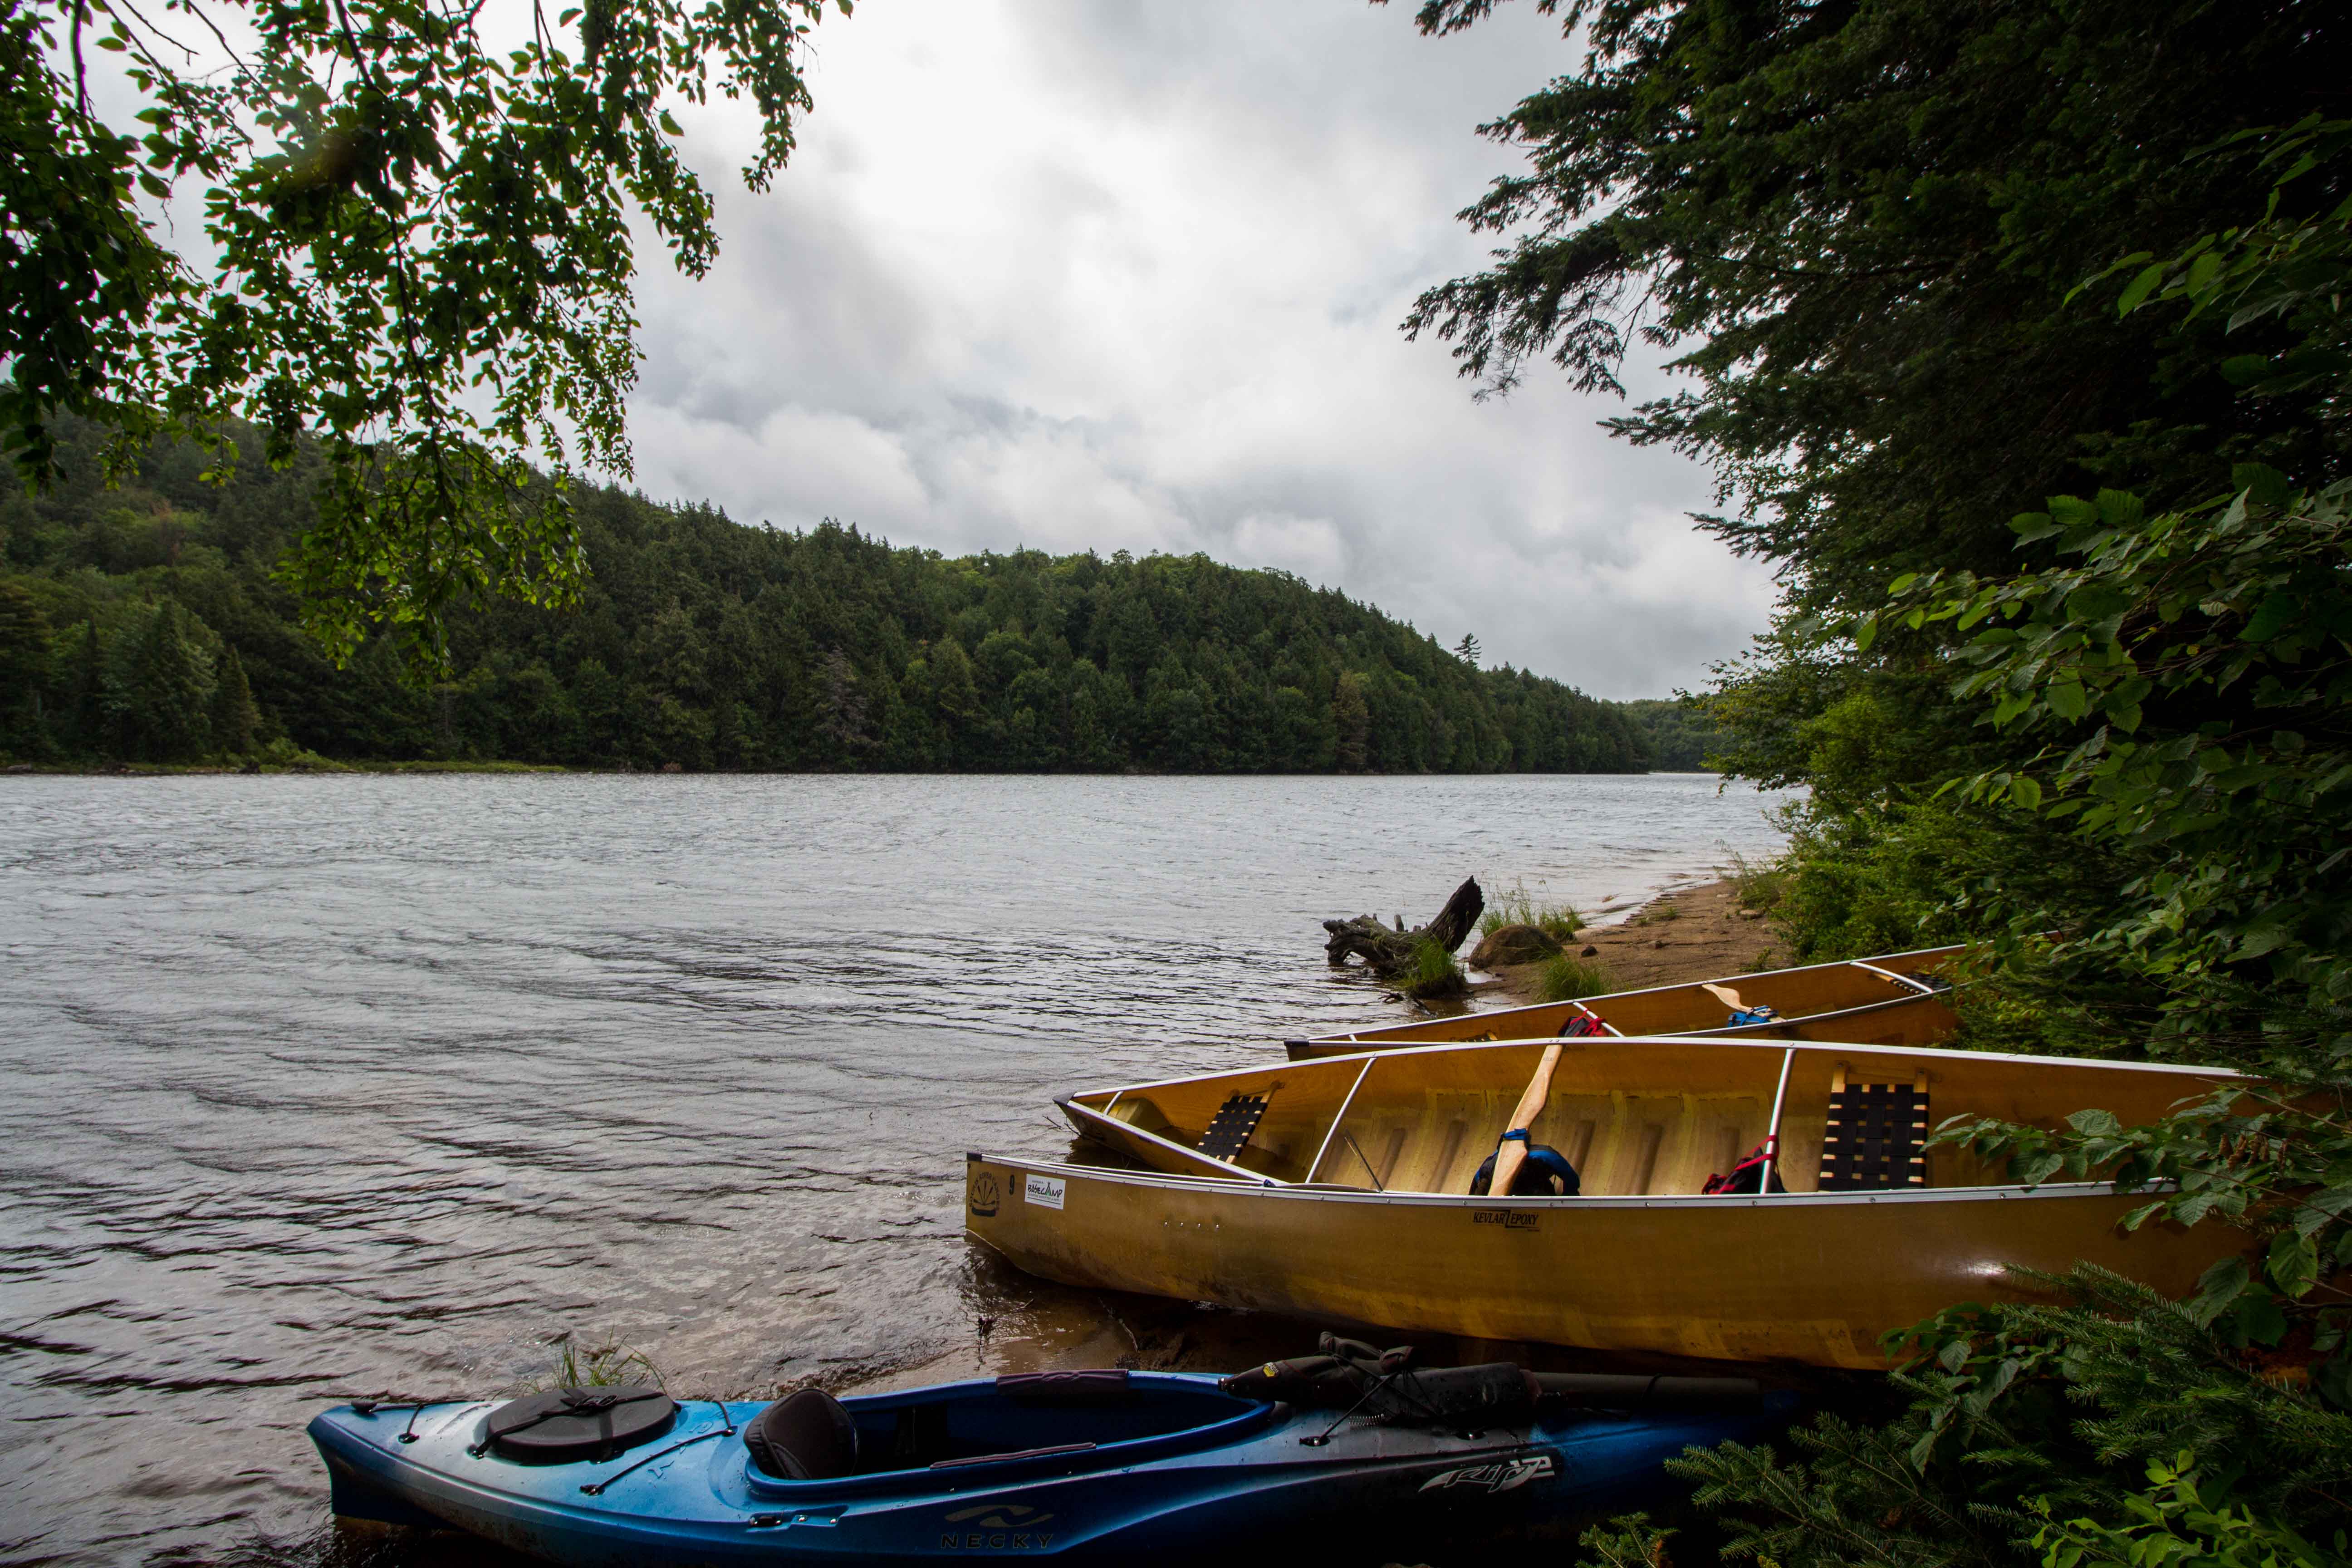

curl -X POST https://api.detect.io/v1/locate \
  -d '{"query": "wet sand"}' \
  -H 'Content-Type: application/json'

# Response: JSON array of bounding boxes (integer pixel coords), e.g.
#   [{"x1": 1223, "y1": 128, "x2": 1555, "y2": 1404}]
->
[{"x1": 1474, "y1": 876, "x2": 1779, "y2": 1000}]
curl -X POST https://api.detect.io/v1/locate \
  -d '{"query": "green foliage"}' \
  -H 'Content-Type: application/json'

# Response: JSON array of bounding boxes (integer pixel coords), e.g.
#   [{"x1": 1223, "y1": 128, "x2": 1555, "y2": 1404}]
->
[
  {"x1": 1577, "y1": 1514, "x2": 1676, "y2": 1568},
  {"x1": 2029, "y1": 1454, "x2": 2347, "y2": 1568},
  {"x1": 1480, "y1": 877, "x2": 1583, "y2": 940},
  {"x1": 1931, "y1": 1077, "x2": 2352, "y2": 1364},
  {"x1": 1724, "y1": 852, "x2": 1786, "y2": 916},
  {"x1": 0, "y1": 420, "x2": 1647, "y2": 773},
  {"x1": 1657, "y1": 1268, "x2": 2352, "y2": 1568},
  {"x1": 1533, "y1": 950, "x2": 1614, "y2": 1004},
  {"x1": 1622, "y1": 696, "x2": 1720, "y2": 771},
  {"x1": 5, "y1": 0, "x2": 842, "y2": 675},
  {"x1": 210, "y1": 644, "x2": 258, "y2": 755},
  {"x1": 1866, "y1": 473, "x2": 2352, "y2": 1045},
  {"x1": 1398, "y1": 13, "x2": 2352, "y2": 1568},
  {"x1": 1394, "y1": 936, "x2": 1469, "y2": 999}
]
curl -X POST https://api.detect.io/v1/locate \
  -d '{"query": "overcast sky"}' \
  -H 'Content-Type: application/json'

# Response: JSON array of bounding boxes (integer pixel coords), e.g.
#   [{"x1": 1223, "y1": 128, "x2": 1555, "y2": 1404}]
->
[
  {"x1": 625, "y1": 0, "x2": 1778, "y2": 700},
  {"x1": 93, "y1": 0, "x2": 1722, "y2": 699}
]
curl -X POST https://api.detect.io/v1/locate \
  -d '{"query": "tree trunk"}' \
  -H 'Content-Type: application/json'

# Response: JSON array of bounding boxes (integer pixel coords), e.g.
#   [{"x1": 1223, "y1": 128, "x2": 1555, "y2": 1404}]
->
[{"x1": 1322, "y1": 877, "x2": 1485, "y2": 977}]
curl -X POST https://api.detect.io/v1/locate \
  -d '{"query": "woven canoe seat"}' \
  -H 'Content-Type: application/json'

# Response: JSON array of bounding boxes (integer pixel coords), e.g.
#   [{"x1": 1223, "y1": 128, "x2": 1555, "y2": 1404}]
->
[
  {"x1": 1197, "y1": 1093, "x2": 1270, "y2": 1162},
  {"x1": 1818, "y1": 1072, "x2": 1929, "y2": 1191}
]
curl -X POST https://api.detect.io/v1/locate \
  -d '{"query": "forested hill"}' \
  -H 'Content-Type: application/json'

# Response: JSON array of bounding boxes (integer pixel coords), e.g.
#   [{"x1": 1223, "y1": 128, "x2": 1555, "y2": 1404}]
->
[{"x1": 0, "y1": 423, "x2": 1651, "y2": 773}]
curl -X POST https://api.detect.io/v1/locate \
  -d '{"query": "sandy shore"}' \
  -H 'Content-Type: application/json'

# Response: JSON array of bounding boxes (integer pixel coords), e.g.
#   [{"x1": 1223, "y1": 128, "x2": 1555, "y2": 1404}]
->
[{"x1": 1474, "y1": 875, "x2": 1779, "y2": 1000}]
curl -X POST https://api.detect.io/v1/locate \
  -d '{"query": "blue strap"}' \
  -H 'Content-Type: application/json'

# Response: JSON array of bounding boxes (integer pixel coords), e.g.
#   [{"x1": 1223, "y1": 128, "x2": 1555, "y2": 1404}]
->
[{"x1": 1500, "y1": 1128, "x2": 1531, "y2": 1142}]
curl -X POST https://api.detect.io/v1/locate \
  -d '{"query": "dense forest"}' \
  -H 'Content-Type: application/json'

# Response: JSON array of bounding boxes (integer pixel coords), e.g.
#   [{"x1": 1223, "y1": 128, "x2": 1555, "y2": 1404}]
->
[
  {"x1": 1615, "y1": 699, "x2": 1716, "y2": 771},
  {"x1": 0, "y1": 421, "x2": 1655, "y2": 773}
]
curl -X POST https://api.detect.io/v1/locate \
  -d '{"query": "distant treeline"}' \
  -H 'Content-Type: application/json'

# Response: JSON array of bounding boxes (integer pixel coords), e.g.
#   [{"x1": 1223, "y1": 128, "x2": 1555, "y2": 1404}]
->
[
  {"x1": 1616, "y1": 699, "x2": 1718, "y2": 771},
  {"x1": 0, "y1": 422, "x2": 1668, "y2": 774}
]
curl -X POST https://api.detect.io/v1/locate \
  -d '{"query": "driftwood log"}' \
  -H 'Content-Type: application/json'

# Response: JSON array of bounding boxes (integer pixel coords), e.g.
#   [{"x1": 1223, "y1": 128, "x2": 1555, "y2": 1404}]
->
[{"x1": 1322, "y1": 877, "x2": 1485, "y2": 977}]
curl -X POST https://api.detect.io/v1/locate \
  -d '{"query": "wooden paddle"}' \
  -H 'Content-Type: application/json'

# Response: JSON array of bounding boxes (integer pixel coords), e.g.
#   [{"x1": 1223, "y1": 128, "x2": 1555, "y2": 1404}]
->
[
  {"x1": 1486, "y1": 1042, "x2": 1563, "y2": 1196},
  {"x1": 1700, "y1": 982, "x2": 1746, "y2": 1013}
]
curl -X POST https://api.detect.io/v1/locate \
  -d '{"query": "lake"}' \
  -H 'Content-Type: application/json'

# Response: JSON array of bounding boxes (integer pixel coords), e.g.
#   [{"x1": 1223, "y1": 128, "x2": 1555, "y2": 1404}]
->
[{"x1": 0, "y1": 772, "x2": 1792, "y2": 1565}]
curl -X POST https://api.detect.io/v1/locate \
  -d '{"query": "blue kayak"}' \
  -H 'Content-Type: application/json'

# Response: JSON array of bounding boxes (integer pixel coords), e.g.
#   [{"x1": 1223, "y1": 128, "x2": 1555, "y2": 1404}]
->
[{"x1": 311, "y1": 1358, "x2": 1785, "y2": 1564}]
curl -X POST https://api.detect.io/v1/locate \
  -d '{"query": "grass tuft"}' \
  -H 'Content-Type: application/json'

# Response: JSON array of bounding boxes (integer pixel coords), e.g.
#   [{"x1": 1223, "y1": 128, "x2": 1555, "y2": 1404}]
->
[
  {"x1": 533, "y1": 1334, "x2": 664, "y2": 1392},
  {"x1": 1532, "y1": 951, "x2": 1616, "y2": 1003},
  {"x1": 1726, "y1": 851, "x2": 1787, "y2": 914},
  {"x1": 1479, "y1": 877, "x2": 1584, "y2": 941},
  {"x1": 1394, "y1": 936, "x2": 1470, "y2": 998}
]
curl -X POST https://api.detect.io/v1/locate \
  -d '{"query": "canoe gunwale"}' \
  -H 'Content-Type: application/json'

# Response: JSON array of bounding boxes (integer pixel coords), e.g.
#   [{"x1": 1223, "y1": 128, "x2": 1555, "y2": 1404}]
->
[
  {"x1": 970, "y1": 1150, "x2": 2176, "y2": 1213},
  {"x1": 1302, "y1": 944, "x2": 1972, "y2": 1053},
  {"x1": 1091, "y1": 1033, "x2": 2249, "y2": 1108},
  {"x1": 1283, "y1": 989, "x2": 1966, "y2": 1059}
]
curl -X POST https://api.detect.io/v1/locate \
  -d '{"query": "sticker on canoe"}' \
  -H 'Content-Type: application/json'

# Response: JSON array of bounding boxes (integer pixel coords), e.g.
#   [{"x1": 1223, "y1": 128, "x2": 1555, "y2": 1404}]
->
[
  {"x1": 1024, "y1": 1174, "x2": 1066, "y2": 1211},
  {"x1": 1420, "y1": 1455, "x2": 1556, "y2": 1493},
  {"x1": 1472, "y1": 1210, "x2": 1538, "y2": 1230},
  {"x1": 967, "y1": 1172, "x2": 1000, "y2": 1217}
]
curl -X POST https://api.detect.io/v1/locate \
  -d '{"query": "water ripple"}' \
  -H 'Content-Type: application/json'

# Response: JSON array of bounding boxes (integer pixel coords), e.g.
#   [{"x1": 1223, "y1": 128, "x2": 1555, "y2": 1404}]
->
[{"x1": 0, "y1": 772, "x2": 1790, "y2": 1565}]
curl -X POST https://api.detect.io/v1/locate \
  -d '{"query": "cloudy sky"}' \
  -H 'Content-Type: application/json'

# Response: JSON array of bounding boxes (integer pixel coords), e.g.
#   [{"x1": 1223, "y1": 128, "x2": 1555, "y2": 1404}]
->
[{"x1": 624, "y1": 0, "x2": 1778, "y2": 700}]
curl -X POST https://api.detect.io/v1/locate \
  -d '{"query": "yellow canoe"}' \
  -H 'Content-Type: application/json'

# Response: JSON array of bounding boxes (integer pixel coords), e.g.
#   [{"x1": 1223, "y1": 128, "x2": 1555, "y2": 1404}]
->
[
  {"x1": 1285, "y1": 945, "x2": 1966, "y2": 1059},
  {"x1": 965, "y1": 1037, "x2": 2246, "y2": 1368}
]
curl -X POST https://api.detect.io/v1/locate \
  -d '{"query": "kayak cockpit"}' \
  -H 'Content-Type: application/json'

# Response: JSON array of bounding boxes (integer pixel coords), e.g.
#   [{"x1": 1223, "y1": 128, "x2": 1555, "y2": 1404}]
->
[{"x1": 743, "y1": 1372, "x2": 1277, "y2": 1494}]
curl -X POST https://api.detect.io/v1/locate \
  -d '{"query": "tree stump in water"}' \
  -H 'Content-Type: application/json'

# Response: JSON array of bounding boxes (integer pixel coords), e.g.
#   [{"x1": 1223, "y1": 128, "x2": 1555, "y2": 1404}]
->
[{"x1": 1322, "y1": 877, "x2": 1485, "y2": 978}]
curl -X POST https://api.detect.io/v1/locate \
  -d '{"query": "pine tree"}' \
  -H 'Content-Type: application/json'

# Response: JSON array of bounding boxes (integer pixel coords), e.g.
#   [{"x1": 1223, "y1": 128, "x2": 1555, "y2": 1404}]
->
[
  {"x1": 127, "y1": 601, "x2": 216, "y2": 761},
  {"x1": 0, "y1": 580, "x2": 52, "y2": 756},
  {"x1": 1333, "y1": 671, "x2": 1371, "y2": 772},
  {"x1": 212, "y1": 646, "x2": 260, "y2": 755},
  {"x1": 69, "y1": 618, "x2": 103, "y2": 754},
  {"x1": 1454, "y1": 633, "x2": 1481, "y2": 667}
]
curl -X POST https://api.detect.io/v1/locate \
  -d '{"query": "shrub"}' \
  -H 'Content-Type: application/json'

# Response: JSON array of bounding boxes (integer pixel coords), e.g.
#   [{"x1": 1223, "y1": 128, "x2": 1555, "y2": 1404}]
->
[{"x1": 1534, "y1": 951, "x2": 1616, "y2": 1003}]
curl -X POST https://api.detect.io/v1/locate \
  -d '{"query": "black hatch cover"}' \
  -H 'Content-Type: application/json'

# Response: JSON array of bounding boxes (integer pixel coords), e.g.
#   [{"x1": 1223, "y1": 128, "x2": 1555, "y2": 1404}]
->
[{"x1": 481, "y1": 1384, "x2": 677, "y2": 1462}]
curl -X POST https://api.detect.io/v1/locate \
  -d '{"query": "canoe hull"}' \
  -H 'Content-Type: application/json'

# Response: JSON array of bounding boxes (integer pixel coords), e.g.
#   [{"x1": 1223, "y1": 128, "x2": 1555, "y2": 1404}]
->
[
  {"x1": 963, "y1": 1155, "x2": 2243, "y2": 1370},
  {"x1": 311, "y1": 1377, "x2": 1770, "y2": 1564}
]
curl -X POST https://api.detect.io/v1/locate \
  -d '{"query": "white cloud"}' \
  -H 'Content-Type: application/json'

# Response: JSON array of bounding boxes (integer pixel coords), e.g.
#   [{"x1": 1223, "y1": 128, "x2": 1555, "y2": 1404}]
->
[{"x1": 620, "y1": 0, "x2": 1778, "y2": 697}]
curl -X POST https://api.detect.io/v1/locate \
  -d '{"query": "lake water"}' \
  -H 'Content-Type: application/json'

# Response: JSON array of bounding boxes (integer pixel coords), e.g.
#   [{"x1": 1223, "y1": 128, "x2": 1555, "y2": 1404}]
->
[{"x1": 0, "y1": 773, "x2": 1792, "y2": 1566}]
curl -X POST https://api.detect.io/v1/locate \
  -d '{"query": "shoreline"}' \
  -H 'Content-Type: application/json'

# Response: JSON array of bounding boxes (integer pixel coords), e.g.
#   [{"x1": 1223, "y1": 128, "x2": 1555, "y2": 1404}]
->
[
  {"x1": 1469, "y1": 875, "x2": 1778, "y2": 1000},
  {"x1": 3, "y1": 762, "x2": 1724, "y2": 778}
]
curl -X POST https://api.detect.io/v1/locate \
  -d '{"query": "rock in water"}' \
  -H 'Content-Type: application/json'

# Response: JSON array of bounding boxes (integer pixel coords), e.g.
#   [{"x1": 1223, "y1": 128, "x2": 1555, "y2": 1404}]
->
[{"x1": 1468, "y1": 924, "x2": 1566, "y2": 969}]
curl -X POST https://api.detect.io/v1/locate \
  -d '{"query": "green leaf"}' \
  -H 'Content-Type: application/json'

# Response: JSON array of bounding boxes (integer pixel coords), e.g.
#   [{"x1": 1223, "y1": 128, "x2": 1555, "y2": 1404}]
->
[
  {"x1": 2317, "y1": 1351, "x2": 2352, "y2": 1411},
  {"x1": 2231, "y1": 1290, "x2": 2288, "y2": 1346},
  {"x1": 2185, "y1": 1257, "x2": 2248, "y2": 1325},
  {"x1": 2016, "y1": 1150, "x2": 2065, "y2": 1186},
  {"x1": 659, "y1": 109, "x2": 685, "y2": 136},
  {"x1": 2047, "y1": 681, "x2": 2091, "y2": 720},
  {"x1": 2294, "y1": 1185, "x2": 2352, "y2": 1237},
  {"x1": 2010, "y1": 775, "x2": 2043, "y2": 810},
  {"x1": 2116, "y1": 262, "x2": 2168, "y2": 314},
  {"x1": 2242, "y1": 591, "x2": 2298, "y2": 643},
  {"x1": 2267, "y1": 1231, "x2": 2320, "y2": 1298},
  {"x1": 2010, "y1": 513, "x2": 2064, "y2": 546},
  {"x1": 2230, "y1": 463, "x2": 2291, "y2": 508}
]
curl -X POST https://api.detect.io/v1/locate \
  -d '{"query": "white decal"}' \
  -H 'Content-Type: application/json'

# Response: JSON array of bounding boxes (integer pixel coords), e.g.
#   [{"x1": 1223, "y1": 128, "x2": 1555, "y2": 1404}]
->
[
  {"x1": 1420, "y1": 1455, "x2": 1557, "y2": 1494},
  {"x1": 1024, "y1": 1174, "x2": 1066, "y2": 1211}
]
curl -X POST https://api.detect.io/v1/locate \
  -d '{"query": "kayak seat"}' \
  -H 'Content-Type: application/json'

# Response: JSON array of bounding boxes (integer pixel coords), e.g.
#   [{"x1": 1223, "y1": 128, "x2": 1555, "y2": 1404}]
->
[{"x1": 745, "y1": 1389, "x2": 859, "y2": 1481}]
